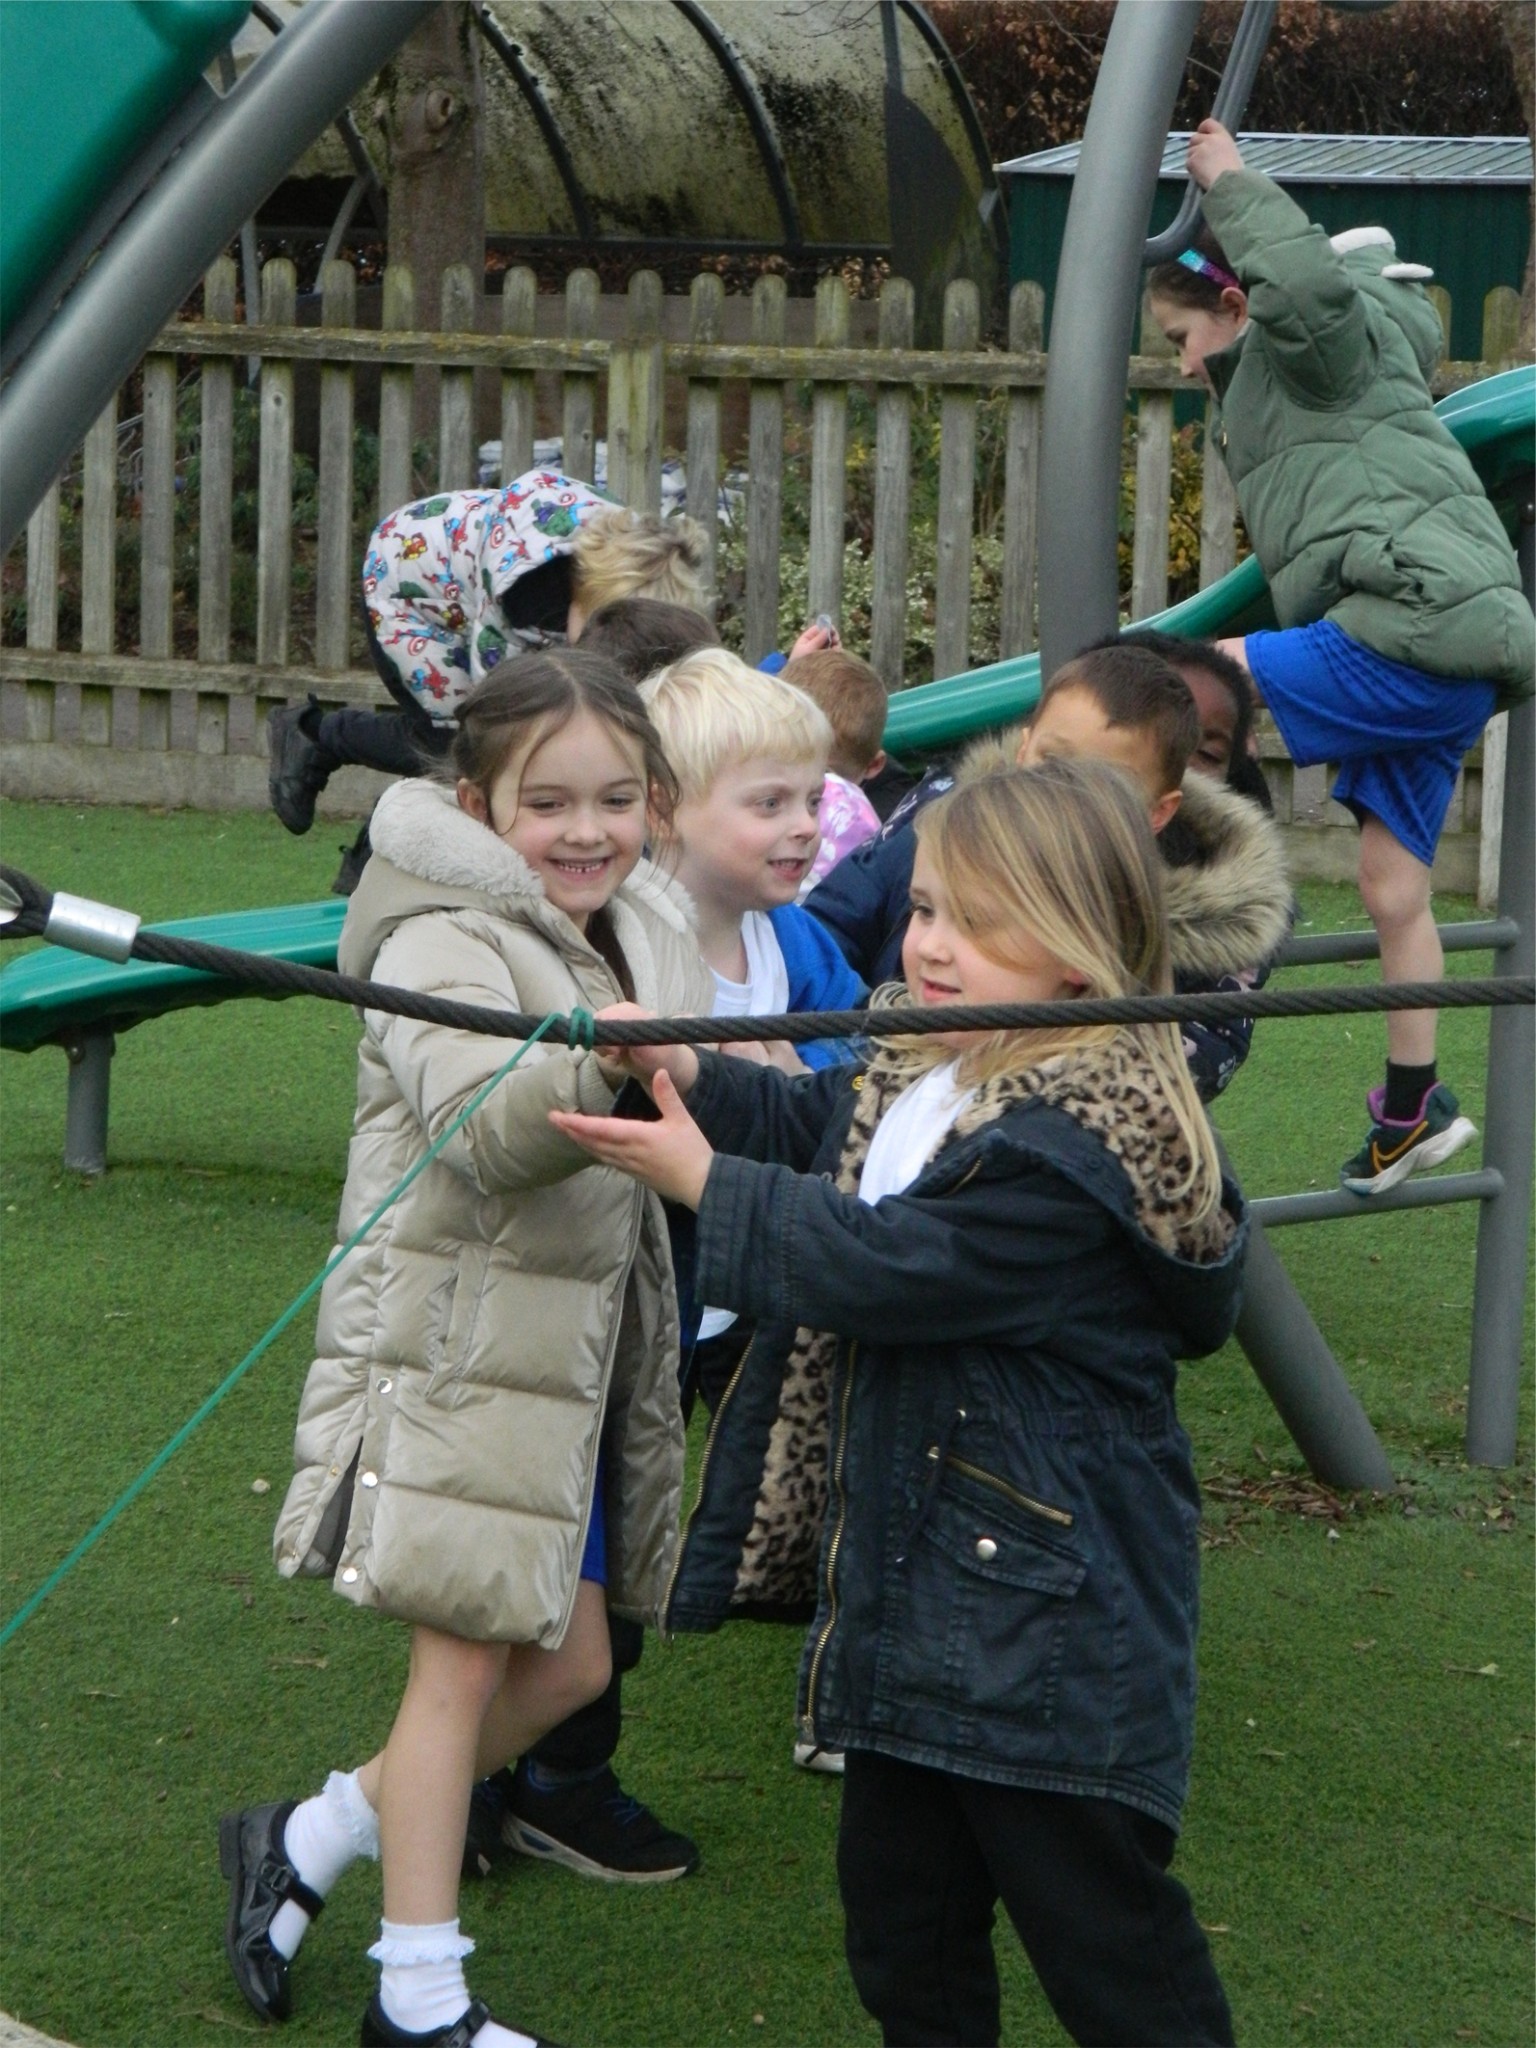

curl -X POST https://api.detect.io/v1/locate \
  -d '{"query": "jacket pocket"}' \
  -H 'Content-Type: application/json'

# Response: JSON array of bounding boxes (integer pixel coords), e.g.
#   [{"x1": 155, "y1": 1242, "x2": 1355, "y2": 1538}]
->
[
  {"x1": 879, "y1": 1463, "x2": 1087, "y2": 1726},
  {"x1": 427, "y1": 1242, "x2": 493, "y2": 1398}
]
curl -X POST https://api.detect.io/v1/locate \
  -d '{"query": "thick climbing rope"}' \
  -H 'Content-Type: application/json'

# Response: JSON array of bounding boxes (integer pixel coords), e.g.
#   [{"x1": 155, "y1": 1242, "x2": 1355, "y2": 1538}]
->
[{"x1": 2, "y1": 865, "x2": 1532, "y2": 1038}]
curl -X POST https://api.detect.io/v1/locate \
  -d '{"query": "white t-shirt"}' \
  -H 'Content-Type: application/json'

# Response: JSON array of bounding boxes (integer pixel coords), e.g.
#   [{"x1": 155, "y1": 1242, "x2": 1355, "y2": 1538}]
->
[
  {"x1": 698, "y1": 914, "x2": 793, "y2": 1344},
  {"x1": 858, "y1": 1059, "x2": 977, "y2": 1207}
]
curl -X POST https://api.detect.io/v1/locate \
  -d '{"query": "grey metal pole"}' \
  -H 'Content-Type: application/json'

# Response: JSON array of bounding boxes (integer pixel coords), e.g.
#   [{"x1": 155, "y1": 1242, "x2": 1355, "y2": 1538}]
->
[
  {"x1": 1036, "y1": 0, "x2": 1202, "y2": 673},
  {"x1": 63, "y1": 1034, "x2": 114, "y2": 1177},
  {"x1": 0, "y1": 0, "x2": 435, "y2": 555},
  {"x1": 1234, "y1": 1219, "x2": 1396, "y2": 1491},
  {"x1": 1466, "y1": 495, "x2": 1536, "y2": 1466}
]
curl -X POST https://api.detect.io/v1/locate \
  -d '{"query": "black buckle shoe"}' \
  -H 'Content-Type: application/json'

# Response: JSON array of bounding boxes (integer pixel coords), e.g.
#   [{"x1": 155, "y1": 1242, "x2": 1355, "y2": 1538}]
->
[
  {"x1": 219, "y1": 1800, "x2": 325, "y2": 2022},
  {"x1": 503, "y1": 1763, "x2": 700, "y2": 1883},
  {"x1": 361, "y1": 1992, "x2": 568, "y2": 2046},
  {"x1": 267, "y1": 696, "x2": 336, "y2": 835}
]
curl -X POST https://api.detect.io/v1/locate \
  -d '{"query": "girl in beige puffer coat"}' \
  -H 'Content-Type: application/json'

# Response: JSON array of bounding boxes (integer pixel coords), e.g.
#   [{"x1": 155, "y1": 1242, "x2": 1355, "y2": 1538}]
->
[{"x1": 219, "y1": 650, "x2": 711, "y2": 2048}]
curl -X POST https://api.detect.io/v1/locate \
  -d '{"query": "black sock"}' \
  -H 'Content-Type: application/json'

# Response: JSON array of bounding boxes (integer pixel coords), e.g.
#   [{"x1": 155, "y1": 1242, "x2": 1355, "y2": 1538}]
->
[{"x1": 1384, "y1": 1060, "x2": 1436, "y2": 1121}]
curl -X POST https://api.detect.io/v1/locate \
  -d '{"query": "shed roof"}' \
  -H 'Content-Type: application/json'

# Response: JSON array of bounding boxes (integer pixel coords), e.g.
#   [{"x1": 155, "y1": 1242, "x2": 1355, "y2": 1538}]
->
[{"x1": 998, "y1": 134, "x2": 1533, "y2": 186}]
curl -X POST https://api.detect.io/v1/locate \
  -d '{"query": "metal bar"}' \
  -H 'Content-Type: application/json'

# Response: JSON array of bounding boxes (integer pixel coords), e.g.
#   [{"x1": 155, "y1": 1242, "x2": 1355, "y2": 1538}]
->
[
  {"x1": 1253, "y1": 1170, "x2": 1502, "y2": 1230},
  {"x1": 1037, "y1": 0, "x2": 1202, "y2": 674},
  {"x1": 1143, "y1": 0, "x2": 1279, "y2": 265},
  {"x1": 63, "y1": 1033, "x2": 114, "y2": 1176},
  {"x1": 1233, "y1": 1212, "x2": 1396, "y2": 1491},
  {"x1": 0, "y1": 0, "x2": 436, "y2": 555},
  {"x1": 1279, "y1": 920, "x2": 1517, "y2": 967},
  {"x1": 1467, "y1": 493, "x2": 1536, "y2": 1467},
  {"x1": 471, "y1": 3, "x2": 597, "y2": 244},
  {"x1": 674, "y1": 1, "x2": 802, "y2": 249}
]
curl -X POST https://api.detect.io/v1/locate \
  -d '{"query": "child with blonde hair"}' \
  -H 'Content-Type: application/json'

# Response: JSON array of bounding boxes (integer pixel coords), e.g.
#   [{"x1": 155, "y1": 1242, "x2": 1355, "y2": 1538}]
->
[
  {"x1": 267, "y1": 471, "x2": 709, "y2": 888},
  {"x1": 640, "y1": 649, "x2": 865, "y2": 1074},
  {"x1": 555, "y1": 755, "x2": 1245, "y2": 2047}
]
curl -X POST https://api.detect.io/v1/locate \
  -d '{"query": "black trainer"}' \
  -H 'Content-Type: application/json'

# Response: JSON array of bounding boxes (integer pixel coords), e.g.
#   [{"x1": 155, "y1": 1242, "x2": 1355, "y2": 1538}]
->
[
  {"x1": 361, "y1": 1993, "x2": 566, "y2": 2047},
  {"x1": 267, "y1": 695, "x2": 338, "y2": 835},
  {"x1": 502, "y1": 1762, "x2": 700, "y2": 1883},
  {"x1": 461, "y1": 1769, "x2": 516, "y2": 1881},
  {"x1": 219, "y1": 1799, "x2": 324, "y2": 2023}
]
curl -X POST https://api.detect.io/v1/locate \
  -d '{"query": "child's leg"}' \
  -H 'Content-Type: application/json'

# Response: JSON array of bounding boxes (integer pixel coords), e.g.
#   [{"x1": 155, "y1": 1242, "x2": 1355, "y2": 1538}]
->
[
  {"x1": 958, "y1": 1779, "x2": 1234, "y2": 2048},
  {"x1": 837, "y1": 1750, "x2": 1004, "y2": 2046},
  {"x1": 363, "y1": 1587, "x2": 611, "y2": 2043},
  {"x1": 1358, "y1": 816, "x2": 1439, "y2": 1065}
]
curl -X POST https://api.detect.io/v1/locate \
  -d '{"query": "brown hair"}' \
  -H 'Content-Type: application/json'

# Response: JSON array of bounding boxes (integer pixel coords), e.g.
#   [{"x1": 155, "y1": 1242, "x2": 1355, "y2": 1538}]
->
[
  {"x1": 1040, "y1": 642, "x2": 1200, "y2": 794},
  {"x1": 577, "y1": 596, "x2": 721, "y2": 683},
  {"x1": 446, "y1": 646, "x2": 681, "y2": 830},
  {"x1": 781, "y1": 648, "x2": 890, "y2": 778},
  {"x1": 1147, "y1": 224, "x2": 1242, "y2": 315},
  {"x1": 912, "y1": 756, "x2": 1223, "y2": 1221}
]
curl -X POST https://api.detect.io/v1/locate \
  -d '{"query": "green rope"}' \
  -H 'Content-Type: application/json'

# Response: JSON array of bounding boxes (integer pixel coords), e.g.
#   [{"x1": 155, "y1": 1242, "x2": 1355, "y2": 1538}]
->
[
  {"x1": 0, "y1": 1013, "x2": 562, "y2": 1652},
  {"x1": 566, "y1": 1005, "x2": 596, "y2": 1053}
]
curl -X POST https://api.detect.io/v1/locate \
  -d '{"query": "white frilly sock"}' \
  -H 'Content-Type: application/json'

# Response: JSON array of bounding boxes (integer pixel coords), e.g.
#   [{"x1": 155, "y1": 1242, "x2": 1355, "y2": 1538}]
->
[
  {"x1": 369, "y1": 1918, "x2": 536, "y2": 2046},
  {"x1": 270, "y1": 1768, "x2": 380, "y2": 1960}
]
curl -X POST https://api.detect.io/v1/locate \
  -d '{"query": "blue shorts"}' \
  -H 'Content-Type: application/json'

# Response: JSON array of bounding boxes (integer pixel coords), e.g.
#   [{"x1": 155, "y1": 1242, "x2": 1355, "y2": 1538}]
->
[
  {"x1": 580, "y1": 1450, "x2": 607, "y2": 1586},
  {"x1": 1245, "y1": 621, "x2": 1495, "y2": 868}
]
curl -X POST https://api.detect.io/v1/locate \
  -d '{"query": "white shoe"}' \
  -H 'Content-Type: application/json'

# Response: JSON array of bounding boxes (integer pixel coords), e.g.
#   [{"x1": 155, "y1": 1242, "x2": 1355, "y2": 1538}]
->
[{"x1": 792, "y1": 1740, "x2": 845, "y2": 1776}]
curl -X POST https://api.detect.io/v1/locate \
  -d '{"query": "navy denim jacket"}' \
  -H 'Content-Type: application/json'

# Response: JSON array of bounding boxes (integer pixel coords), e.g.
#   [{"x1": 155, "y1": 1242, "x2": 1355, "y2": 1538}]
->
[{"x1": 671, "y1": 1053, "x2": 1246, "y2": 1833}]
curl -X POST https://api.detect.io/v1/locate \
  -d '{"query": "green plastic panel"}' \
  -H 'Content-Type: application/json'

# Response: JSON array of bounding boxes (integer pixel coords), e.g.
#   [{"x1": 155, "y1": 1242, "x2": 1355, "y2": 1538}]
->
[
  {"x1": 885, "y1": 365, "x2": 1535, "y2": 755},
  {"x1": 0, "y1": 897, "x2": 344, "y2": 1051},
  {"x1": 0, "y1": 0, "x2": 250, "y2": 337}
]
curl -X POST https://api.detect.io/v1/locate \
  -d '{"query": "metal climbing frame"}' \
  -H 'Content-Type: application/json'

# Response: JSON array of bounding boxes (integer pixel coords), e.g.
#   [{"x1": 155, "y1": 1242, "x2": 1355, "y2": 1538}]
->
[{"x1": 1037, "y1": 0, "x2": 1534, "y2": 1474}]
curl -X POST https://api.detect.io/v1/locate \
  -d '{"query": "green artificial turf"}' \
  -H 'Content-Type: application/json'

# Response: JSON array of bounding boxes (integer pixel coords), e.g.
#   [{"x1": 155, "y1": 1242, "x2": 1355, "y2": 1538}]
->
[{"x1": 1, "y1": 803, "x2": 1531, "y2": 2048}]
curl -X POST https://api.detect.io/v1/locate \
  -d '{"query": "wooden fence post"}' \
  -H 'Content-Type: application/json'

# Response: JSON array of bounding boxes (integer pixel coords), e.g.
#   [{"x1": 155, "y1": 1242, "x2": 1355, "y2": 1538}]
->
[
  {"x1": 1130, "y1": 293, "x2": 1175, "y2": 620},
  {"x1": 745, "y1": 274, "x2": 787, "y2": 665},
  {"x1": 82, "y1": 399, "x2": 118, "y2": 657},
  {"x1": 686, "y1": 272, "x2": 724, "y2": 601},
  {"x1": 316, "y1": 258, "x2": 357, "y2": 671},
  {"x1": 500, "y1": 266, "x2": 537, "y2": 484},
  {"x1": 612, "y1": 271, "x2": 663, "y2": 514},
  {"x1": 256, "y1": 257, "x2": 296, "y2": 669},
  {"x1": 439, "y1": 263, "x2": 477, "y2": 490},
  {"x1": 933, "y1": 279, "x2": 979, "y2": 683},
  {"x1": 1426, "y1": 284, "x2": 1452, "y2": 362},
  {"x1": 808, "y1": 274, "x2": 851, "y2": 624},
  {"x1": 197, "y1": 258, "x2": 236, "y2": 665},
  {"x1": 870, "y1": 277, "x2": 914, "y2": 689},
  {"x1": 379, "y1": 265, "x2": 416, "y2": 516},
  {"x1": 1199, "y1": 399, "x2": 1238, "y2": 589},
  {"x1": 563, "y1": 268, "x2": 599, "y2": 484},
  {"x1": 25, "y1": 485, "x2": 60, "y2": 654},
  {"x1": 1483, "y1": 286, "x2": 1521, "y2": 367},
  {"x1": 1479, "y1": 711, "x2": 1507, "y2": 909},
  {"x1": 1001, "y1": 279, "x2": 1043, "y2": 657},
  {"x1": 140, "y1": 350, "x2": 177, "y2": 661}
]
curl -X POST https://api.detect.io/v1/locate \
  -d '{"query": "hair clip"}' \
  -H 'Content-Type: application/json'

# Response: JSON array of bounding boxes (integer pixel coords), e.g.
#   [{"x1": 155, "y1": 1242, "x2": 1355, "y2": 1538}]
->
[{"x1": 1177, "y1": 249, "x2": 1241, "y2": 293}]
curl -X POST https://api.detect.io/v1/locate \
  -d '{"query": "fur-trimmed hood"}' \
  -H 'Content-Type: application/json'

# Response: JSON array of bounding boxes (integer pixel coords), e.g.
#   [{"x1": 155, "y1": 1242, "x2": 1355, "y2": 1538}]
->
[
  {"x1": 339, "y1": 775, "x2": 701, "y2": 991},
  {"x1": 952, "y1": 730, "x2": 1292, "y2": 984}
]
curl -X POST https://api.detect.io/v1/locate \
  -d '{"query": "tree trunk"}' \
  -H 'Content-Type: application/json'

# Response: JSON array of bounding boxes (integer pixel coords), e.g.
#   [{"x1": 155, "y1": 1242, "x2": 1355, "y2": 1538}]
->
[
  {"x1": 375, "y1": 3, "x2": 485, "y2": 446},
  {"x1": 1501, "y1": 0, "x2": 1534, "y2": 355}
]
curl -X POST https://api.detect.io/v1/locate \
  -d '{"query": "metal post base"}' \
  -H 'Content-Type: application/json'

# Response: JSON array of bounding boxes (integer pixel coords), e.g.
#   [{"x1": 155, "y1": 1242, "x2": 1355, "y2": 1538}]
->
[
  {"x1": 1235, "y1": 1213, "x2": 1396, "y2": 1492},
  {"x1": 62, "y1": 1031, "x2": 114, "y2": 1175}
]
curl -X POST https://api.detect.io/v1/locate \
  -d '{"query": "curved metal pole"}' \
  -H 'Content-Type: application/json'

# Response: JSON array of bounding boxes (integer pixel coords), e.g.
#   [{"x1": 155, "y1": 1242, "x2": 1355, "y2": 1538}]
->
[
  {"x1": 1143, "y1": 0, "x2": 1279, "y2": 266},
  {"x1": 0, "y1": 0, "x2": 435, "y2": 556},
  {"x1": 1037, "y1": 0, "x2": 1202, "y2": 673}
]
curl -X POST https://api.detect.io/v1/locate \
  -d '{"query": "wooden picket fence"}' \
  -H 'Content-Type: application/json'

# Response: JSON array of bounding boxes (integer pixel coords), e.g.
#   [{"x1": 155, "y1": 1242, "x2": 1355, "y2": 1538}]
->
[{"x1": 0, "y1": 258, "x2": 1523, "y2": 889}]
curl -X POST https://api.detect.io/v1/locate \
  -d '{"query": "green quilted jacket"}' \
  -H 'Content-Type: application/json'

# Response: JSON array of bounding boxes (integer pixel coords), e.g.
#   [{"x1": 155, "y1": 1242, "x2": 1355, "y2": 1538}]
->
[{"x1": 1200, "y1": 170, "x2": 1533, "y2": 705}]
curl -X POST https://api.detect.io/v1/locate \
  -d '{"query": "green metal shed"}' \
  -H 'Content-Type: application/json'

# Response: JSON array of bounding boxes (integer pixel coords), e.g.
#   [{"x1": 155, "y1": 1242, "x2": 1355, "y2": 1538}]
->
[{"x1": 1000, "y1": 133, "x2": 1532, "y2": 362}]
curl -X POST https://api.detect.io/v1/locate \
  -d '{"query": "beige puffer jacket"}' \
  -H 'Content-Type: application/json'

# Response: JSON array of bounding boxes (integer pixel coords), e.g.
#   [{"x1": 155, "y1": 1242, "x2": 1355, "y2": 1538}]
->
[{"x1": 272, "y1": 777, "x2": 713, "y2": 1644}]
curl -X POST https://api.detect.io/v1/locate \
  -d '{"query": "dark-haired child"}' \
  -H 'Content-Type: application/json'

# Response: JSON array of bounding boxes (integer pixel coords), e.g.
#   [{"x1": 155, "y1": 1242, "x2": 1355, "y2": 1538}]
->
[
  {"x1": 1147, "y1": 119, "x2": 1533, "y2": 1192},
  {"x1": 806, "y1": 642, "x2": 1292, "y2": 1102}
]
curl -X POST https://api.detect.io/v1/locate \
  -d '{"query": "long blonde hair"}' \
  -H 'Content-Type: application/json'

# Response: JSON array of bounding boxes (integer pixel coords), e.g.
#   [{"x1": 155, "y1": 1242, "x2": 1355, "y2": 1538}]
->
[{"x1": 909, "y1": 755, "x2": 1223, "y2": 1223}]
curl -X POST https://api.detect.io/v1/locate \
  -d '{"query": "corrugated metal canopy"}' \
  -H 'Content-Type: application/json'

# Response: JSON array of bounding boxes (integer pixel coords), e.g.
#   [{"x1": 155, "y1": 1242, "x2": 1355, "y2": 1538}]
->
[{"x1": 999, "y1": 133, "x2": 1533, "y2": 185}]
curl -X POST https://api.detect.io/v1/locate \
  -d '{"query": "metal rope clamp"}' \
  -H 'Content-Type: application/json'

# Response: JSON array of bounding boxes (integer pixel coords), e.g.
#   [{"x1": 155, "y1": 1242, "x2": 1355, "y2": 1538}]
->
[{"x1": 44, "y1": 892, "x2": 142, "y2": 963}]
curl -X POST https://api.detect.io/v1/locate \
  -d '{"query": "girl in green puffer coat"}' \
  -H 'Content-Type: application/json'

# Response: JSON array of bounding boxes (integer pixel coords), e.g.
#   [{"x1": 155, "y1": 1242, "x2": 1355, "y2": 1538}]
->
[{"x1": 1148, "y1": 119, "x2": 1534, "y2": 1198}]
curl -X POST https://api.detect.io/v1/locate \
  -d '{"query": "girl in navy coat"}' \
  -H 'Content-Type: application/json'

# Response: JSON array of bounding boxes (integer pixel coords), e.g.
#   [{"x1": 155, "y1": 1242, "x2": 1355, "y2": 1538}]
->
[{"x1": 554, "y1": 756, "x2": 1246, "y2": 2046}]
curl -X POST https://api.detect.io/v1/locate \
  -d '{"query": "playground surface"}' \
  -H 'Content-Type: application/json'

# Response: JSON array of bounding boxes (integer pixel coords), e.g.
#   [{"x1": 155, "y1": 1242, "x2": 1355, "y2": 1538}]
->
[{"x1": 0, "y1": 802, "x2": 1530, "y2": 2048}]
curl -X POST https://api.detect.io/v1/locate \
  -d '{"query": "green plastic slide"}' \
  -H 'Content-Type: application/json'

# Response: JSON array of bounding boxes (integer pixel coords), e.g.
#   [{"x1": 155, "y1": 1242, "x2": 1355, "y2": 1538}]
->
[
  {"x1": 0, "y1": 0, "x2": 250, "y2": 342},
  {"x1": 884, "y1": 364, "x2": 1536, "y2": 754}
]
